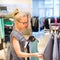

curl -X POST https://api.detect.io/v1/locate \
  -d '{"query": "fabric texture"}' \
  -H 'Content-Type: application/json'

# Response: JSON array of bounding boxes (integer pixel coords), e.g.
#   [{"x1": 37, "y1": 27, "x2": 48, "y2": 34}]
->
[
  {"x1": 53, "y1": 32, "x2": 58, "y2": 60},
  {"x1": 57, "y1": 33, "x2": 60, "y2": 60},
  {"x1": 7, "y1": 29, "x2": 26, "y2": 60},
  {"x1": 31, "y1": 16, "x2": 39, "y2": 32},
  {"x1": 43, "y1": 34, "x2": 54, "y2": 60},
  {"x1": 43, "y1": 32, "x2": 60, "y2": 60},
  {"x1": 29, "y1": 39, "x2": 39, "y2": 60}
]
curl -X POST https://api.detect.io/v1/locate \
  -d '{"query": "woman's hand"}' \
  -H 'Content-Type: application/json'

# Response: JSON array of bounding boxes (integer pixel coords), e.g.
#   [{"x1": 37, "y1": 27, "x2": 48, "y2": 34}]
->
[{"x1": 35, "y1": 53, "x2": 43, "y2": 58}]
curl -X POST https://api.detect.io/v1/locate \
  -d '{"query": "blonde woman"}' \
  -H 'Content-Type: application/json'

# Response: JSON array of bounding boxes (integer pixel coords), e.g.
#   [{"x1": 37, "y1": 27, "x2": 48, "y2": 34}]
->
[{"x1": 7, "y1": 9, "x2": 42, "y2": 60}]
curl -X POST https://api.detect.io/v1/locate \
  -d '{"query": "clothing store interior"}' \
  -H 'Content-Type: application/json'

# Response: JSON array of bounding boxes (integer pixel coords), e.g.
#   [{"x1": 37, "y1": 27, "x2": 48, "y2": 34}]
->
[{"x1": 0, "y1": 0, "x2": 60, "y2": 60}]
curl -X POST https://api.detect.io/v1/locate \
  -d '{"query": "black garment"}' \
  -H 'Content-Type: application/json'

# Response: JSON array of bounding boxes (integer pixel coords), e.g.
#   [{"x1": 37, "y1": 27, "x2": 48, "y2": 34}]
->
[
  {"x1": 57, "y1": 18, "x2": 60, "y2": 23},
  {"x1": 26, "y1": 42, "x2": 30, "y2": 53},
  {"x1": 31, "y1": 16, "x2": 39, "y2": 32},
  {"x1": 40, "y1": 26, "x2": 44, "y2": 31},
  {"x1": 5, "y1": 35, "x2": 10, "y2": 43},
  {"x1": 26, "y1": 42, "x2": 30, "y2": 60},
  {"x1": 44, "y1": 18, "x2": 50, "y2": 29},
  {"x1": 5, "y1": 26, "x2": 12, "y2": 42},
  {"x1": 0, "y1": 39, "x2": 3, "y2": 50},
  {"x1": 50, "y1": 17, "x2": 55, "y2": 23}
]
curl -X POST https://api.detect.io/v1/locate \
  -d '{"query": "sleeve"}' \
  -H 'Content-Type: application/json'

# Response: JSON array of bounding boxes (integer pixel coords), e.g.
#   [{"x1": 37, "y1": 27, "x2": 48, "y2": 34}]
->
[
  {"x1": 10, "y1": 31, "x2": 20, "y2": 41},
  {"x1": 10, "y1": 31, "x2": 27, "y2": 46},
  {"x1": 11, "y1": 30, "x2": 26, "y2": 41}
]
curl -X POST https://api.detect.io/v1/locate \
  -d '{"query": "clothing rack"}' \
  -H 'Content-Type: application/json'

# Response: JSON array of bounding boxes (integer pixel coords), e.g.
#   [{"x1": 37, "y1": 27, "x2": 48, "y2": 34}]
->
[
  {"x1": 50, "y1": 23, "x2": 60, "y2": 26},
  {"x1": 43, "y1": 21, "x2": 60, "y2": 60},
  {"x1": 49, "y1": 23, "x2": 60, "y2": 33}
]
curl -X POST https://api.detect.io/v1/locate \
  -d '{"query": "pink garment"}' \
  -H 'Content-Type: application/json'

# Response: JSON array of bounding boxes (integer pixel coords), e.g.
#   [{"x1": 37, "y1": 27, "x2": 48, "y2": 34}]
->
[{"x1": 55, "y1": 18, "x2": 58, "y2": 26}]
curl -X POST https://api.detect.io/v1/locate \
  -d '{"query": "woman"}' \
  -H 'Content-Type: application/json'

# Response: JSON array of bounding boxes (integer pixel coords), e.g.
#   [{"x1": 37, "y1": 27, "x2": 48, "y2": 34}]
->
[{"x1": 7, "y1": 9, "x2": 42, "y2": 60}]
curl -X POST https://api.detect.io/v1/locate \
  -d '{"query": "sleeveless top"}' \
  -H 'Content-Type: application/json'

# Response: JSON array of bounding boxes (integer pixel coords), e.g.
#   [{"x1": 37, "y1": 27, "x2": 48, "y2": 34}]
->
[
  {"x1": 29, "y1": 39, "x2": 39, "y2": 53},
  {"x1": 29, "y1": 39, "x2": 39, "y2": 60},
  {"x1": 7, "y1": 29, "x2": 26, "y2": 60}
]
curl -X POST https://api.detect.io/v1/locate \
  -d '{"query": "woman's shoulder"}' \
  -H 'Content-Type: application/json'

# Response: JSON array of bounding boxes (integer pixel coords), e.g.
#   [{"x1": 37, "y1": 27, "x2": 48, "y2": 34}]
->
[
  {"x1": 10, "y1": 29, "x2": 24, "y2": 40},
  {"x1": 11, "y1": 29, "x2": 22, "y2": 36}
]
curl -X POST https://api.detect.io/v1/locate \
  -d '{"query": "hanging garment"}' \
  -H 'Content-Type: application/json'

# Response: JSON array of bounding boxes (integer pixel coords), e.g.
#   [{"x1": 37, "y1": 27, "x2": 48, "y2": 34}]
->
[
  {"x1": 44, "y1": 18, "x2": 50, "y2": 29},
  {"x1": 58, "y1": 33, "x2": 60, "y2": 60},
  {"x1": 54, "y1": 18, "x2": 58, "y2": 26},
  {"x1": 50, "y1": 17, "x2": 55, "y2": 23},
  {"x1": 0, "y1": 17, "x2": 5, "y2": 39},
  {"x1": 43, "y1": 34, "x2": 54, "y2": 60},
  {"x1": 31, "y1": 16, "x2": 39, "y2": 32},
  {"x1": 29, "y1": 39, "x2": 39, "y2": 60},
  {"x1": 53, "y1": 32, "x2": 58, "y2": 60},
  {"x1": 40, "y1": 17, "x2": 44, "y2": 31},
  {"x1": 57, "y1": 18, "x2": 60, "y2": 23}
]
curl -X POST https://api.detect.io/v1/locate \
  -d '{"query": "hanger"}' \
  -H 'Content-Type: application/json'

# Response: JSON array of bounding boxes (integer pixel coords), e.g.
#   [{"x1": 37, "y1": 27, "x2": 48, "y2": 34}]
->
[{"x1": 49, "y1": 23, "x2": 60, "y2": 34}]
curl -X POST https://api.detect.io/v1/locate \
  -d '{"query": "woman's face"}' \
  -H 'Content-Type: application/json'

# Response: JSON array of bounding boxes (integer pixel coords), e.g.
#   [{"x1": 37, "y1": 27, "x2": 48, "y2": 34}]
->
[{"x1": 17, "y1": 15, "x2": 29, "y2": 29}]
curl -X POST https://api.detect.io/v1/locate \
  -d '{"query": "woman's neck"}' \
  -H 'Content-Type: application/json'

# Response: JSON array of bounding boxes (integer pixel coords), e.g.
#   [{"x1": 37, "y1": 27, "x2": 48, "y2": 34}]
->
[{"x1": 14, "y1": 25, "x2": 23, "y2": 33}]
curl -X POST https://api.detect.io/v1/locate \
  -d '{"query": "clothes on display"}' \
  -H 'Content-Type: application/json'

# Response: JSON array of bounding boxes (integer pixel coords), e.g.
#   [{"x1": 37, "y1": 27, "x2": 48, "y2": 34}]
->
[
  {"x1": 0, "y1": 17, "x2": 5, "y2": 39},
  {"x1": 29, "y1": 39, "x2": 39, "y2": 60},
  {"x1": 0, "y1": 39, "x2": 3, "y2": 50},
  {"x1": 58, "y1": 34, "x2": 60, "y2": 60},
  {"x1": 5, "y1": 26, "x2": 13, "y2": 42},
  {"x1": 25, "y1": 36, "x2": 39, "y2": 60},
  {"x1": 31, "y1": 16, "x2": 39, "y2": 32},
  {"x1": 57, "y1": 18, "x2": 60, "y2": 23},
  {"x1": 50, "y1": 17, "x2": 55, "y2": 23},
  {"x1": 50, "y1": 17, "x2": 60, "y2": 24},
  {"x1": 53, "y1": 32, "x2": 58, "y2": 60},
  {"x1": 44, "y1": 18, "x2": 50, "y2": 29},
  {"x1": 0, "y1": 17, "x2": 4, "y2": 50},
  {"x1": 43, "y1": 33, "x2": 54, "y2": 60},
  {"x1": 43, "y1": 31, "x2": 60, "y2": 60},
  {"x1": 40, "y1": 17, "x2": 45, "y2": 31},
  {"x1": 4, "y1": 20, "x2": 13, "y2": 43},
  {"x1": 44, "y1": 17, "x2": 60, "y2": 29}
]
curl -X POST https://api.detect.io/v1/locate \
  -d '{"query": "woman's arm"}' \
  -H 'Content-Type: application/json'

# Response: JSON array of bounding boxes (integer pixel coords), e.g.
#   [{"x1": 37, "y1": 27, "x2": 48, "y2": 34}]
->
[{"x1": 12, "y1": 37, "x2": 42, "y2": 58}]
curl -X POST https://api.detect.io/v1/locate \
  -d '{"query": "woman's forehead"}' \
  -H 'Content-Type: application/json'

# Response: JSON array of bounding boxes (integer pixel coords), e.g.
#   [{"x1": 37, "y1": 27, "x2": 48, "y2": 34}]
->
[{"x1": 20, "y1": 16, "x2": 28, "y2": 20}]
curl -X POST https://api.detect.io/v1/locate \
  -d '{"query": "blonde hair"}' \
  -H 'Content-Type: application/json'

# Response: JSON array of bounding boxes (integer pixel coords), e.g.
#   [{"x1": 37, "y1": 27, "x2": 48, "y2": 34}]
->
[{"x1": 12, "y1": 9, "x2": 30, "y2": 21}]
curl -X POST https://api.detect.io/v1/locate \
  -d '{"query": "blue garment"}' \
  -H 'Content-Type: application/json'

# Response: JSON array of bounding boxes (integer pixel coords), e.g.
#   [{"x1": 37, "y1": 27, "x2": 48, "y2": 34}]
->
[
  {"x1": 0, "y1": 18, "x2": 5, "y2": 39},
  {"x1": 29, "y1": 39, "x2": 39, "y2": 60}
]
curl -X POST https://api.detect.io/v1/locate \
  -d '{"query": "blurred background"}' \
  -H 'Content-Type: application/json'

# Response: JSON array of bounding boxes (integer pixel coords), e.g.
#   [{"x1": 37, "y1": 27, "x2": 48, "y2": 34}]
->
[{"x1": 0, "y1": 0, "x2": 60, "y2": 60}]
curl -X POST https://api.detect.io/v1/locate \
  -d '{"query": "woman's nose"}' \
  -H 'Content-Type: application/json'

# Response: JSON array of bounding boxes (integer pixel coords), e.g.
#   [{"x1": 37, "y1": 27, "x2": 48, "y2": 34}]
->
[{"x1": 25, "y1": 24, "x2": 28, "y2": 28}]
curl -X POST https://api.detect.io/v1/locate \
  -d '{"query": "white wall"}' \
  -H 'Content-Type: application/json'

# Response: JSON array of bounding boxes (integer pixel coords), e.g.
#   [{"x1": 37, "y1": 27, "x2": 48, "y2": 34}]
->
[
  {"x1": 0, "y1": 0, "x2": 32, "y2": 15},
  {"x1": 0, "y1": 0, "x2": 32, "y2": 4}
]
